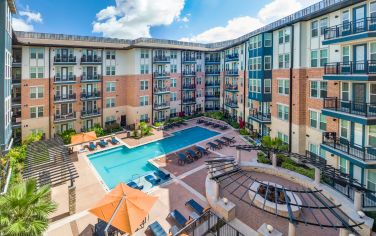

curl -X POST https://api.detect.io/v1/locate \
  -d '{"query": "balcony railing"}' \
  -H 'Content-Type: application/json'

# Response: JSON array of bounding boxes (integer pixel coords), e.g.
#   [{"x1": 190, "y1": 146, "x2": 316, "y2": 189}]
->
[
  {"x1": 54, "y1": 93, "x2": 76, "y2": 102},
  {"x1": 54, "y1": 112, "x2": 76, "y2": 122},
  {"x1": 81, "y1": 92, "x2": 101, "y2": 100},
  {"x1": 205, "y1": 106, "x2": 220, "y2": 111},
  {"x1": 225, "y1": 100, "x2": 238, "y2": 108},
  {"x1": 205, "y1": 70, "x2": 220, "y2": 75},
  {"x1": 225, "y1": 53, "x2": 239, "y2": 61},
  {"x1": 205, "y1": 81, "x2": 220, "y2": 86},
  {"x1": 153, "y1": 56, "x2": 170, "y2": 63},
  {"x1": 11, "y1": 97, "x2": 21, "y2": 104},
  {"x1": 249, "y1": 109, "x2": 271, "y2": 122},
  {"x1": 182, "y1": 84, "x2": 196, "y2": 90},
  {"x1": 153, "y1": 102, "x2": 170, "y2": 109},
  {"x1": 225, "y1": 69, "x2": 238, "y2": 76},
  {"x1": 324, "y1": 61, "x2": 376, "y2": 75},
  {"x1": 54, "y1": 75, "x2": 77, "y2": 83},
  {"x1": 182, "y1": 70, "x2": 196, "y2": 76},
  {"x1": 322, "y1": 132, "x2": 376, "y2": 161},
  {"x1": 54, "y1": 56, "x2": 76, "y2": 64},
  {"x1": 323, "y1": 97, "x2": 376, "y2": 118},
  {"x1": 80, "y1": 56, "x2": 102, "y2": 64},
  {"x1": 182, "y1": 56, "x2": 196, "y2": 63},
  {"x1": 81, "y1": 109, "x2": 101, "y2": 118},
  {"x1": 153, "y1": 71, "x2": 170, "y2": 78},
  {"x1": 205, "y1": 94, "x2": 220, "y2": 99},
  {"x1": 12, "y1": 78, "x2": 21, "y2": 84},
  {"x1": 205, "y1": 58, "x2": 220, "y2": 63},
  {"x1": 182, "y1": 98, "x2": 196, "y2": 104},
  {"x1": 324, "y1": 17, "x2": 376, "y2": 41},
  {"x1": 224, "y1": 84, "x2": 238, "y2": 91},
  {"x1": 81, "y1": 74, "x2": 102, "y2": 82},
  {"x1": 153, "y1": 86, "x2": 170, "y2": 93}
]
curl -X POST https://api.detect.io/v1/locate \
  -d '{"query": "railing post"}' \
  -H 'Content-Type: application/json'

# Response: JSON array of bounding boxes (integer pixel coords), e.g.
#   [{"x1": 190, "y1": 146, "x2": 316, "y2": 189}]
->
[
  {"x1": 335, "y1": 97, "x2": 338, "y2": 110},
  {"x1": 349, "y1": 100, "x2": 352, "y2": 114}
]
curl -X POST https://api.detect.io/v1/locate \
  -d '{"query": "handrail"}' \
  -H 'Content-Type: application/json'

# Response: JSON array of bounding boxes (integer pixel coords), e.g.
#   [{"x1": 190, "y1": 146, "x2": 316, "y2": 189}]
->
[
  {"x1": 324, "y1": 17, "x2": 376, "y2": 40},
  {"x1": 324, "y1": 60, "x2": 376, "y2": 75}
]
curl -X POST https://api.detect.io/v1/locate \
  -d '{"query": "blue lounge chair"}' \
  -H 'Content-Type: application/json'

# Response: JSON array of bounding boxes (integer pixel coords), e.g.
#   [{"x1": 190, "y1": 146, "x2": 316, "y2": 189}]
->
[
  {"x1": 215, "y1": 139, "x2": 228, "y2": 146},
  {"x1": 168, "y1": 209, "x2": 188, "y2": 228},
  {"x1": 147, "y1": 221, "x2": 167, "y2": 236},
  {"x1": 154, "y1": 170, "x2": 170, "y2": 180},
  {"x1": 98, "y1": 139, "x2": 108, "y2": 148},
  {"x1": 221, "y1": 136, "x2": 235, "y2": 144},
  {"x1": 178, "y1": 153, "x2": 193, "y2": 165},
  {"x1": 186, "y1": 149, "x2": 201, "y2": 160},
  {"x1": 127, "y1": 181, "x2": 144, "y2": 190},
  {"x1": 207, "y1": 142, "x2": 220, "y2": 150},
  {"x1": 197, "y1": 119, "x2": 204, "y2": 124},
  {"x1": 220, "y1": 125, "x2": 229, "y2": 130},
  {"x1": 145, "y1": 175, "x2": 161, "y2": 185},
  {"x1": 185, "y1": 199, "x2": 209, "y2": 215},
  {"x1": 88, "y1": 142, "x2": 97, "y2": 151},
  {"x1": 108, "y1": 137, "x2": 119, "y2": 145},
  {"x1": 195, "y1": 146, "x2": 209, "y2": 156}
]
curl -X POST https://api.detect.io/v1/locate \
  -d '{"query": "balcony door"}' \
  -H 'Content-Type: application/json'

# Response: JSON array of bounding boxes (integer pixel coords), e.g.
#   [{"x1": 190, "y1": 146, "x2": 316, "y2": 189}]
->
[
  {"x1": 157, "y1": 65, "x2": 163, "y2": 74},
  {"x1": 353, "y1": 44, "x2": 366, "y2": 73},
  {"x1": 353, "y1": 123, "x2": 363, "y2": 147},
  {"x1": 353, "y1": 5, "x2": 366, "y2": 33},
  {"x1": 61, "y1": 67, "x2": 68, "y2": 80},
  {"x1": 353, "y1": 83, "x2": 366, "y2": 113},
  {"x1": 87, "y1": 84, "x2": 93, "y2": 96},
  {"x1": 61, "y1": 49, "x2": 68, "y2": 60},
  {"x1": 61, "y1": 86, "x2": 68, "y2": 99}
]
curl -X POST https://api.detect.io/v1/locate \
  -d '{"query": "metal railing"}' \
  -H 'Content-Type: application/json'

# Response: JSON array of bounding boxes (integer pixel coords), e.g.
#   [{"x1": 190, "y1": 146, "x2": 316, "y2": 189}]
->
[
  {"x1": 182, "y1": 84, "x2": 196, "y2": 90},
  {"x1": 322, "y1": 132, "x2": 376, "y2": 161},
  {"x1": 183, "y1": 70, "x2": 196, "y2": 76},
  {"x1": 225, "y1": 100, "x2": 238, "y2": 108},
  {"x1": 205, "y1": 81, "x2": 220, "y2": 86},
  {"x1": 324, "y1": 17, "x2": 376, "y2": 40},
  {"x1": 224, "y1": 84, "x2": 238, "y2": 91},
  {"x1": 182, "y1": 56, "x2": 196, "y2": 62},
  {"x1": 154, "y1": 86, "x2": 170, "y2": 93},
  {"x1": 54, "y1": 112, "x2": 76, "y2": 121},
  {"x1": 81, "y1": 92, "x2": 101, "y2": 99},
  {"x1": 81, "y1": 109, "x2": 101, "y2": 117},
  {"x1": 153, "y1": 71, "x2": 170, "y2": 78},
  {"x1": 153, "y1": 102, "x2": 170, "y2": 109},
  {"x1": 80, "y1": 56, "x2": 102, "y2": 63},
  {"x1": 205, "y1": 58, "x2": 220, "y2": 63},
  {"x1": 323, "y1": 97, "x2": 376, "y2": 117},
  {"x1": 324, "y1": 61, "x2": 376, "y2": 75},
  {"x1": 54, "y1": 75, "x2": 76, "y2": 83},
  {"x1": 225, "y1": 70, "x2": 238, "y2": 76},
  {"x1": 81, "y1": 74, "x2": 102, "y2": 81},
  {"x1": 249, "y1": 109, "x2": 271, "y2": 121},
  {"x1": 182, "y1": 98, "x2": 196, "y2": 104},
  {"x1": 205, "y1": 70, "x2": 220, "y2": 75},
  {"x1": 153, "y1": 56, "x2": 170, "y2": 63},
  {"x1": 54, "y1": 93, "x2": 76, "y2": 102},
  {"x1": 225, "y1": 53, "x2": 239, "y2": 61},
  {"x1": 54, "y1": 56, "x2": 76, "y2": 63}
]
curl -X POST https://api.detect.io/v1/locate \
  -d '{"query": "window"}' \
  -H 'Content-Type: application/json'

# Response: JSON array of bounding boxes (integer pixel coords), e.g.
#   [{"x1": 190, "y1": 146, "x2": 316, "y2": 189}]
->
[
  {"x1": 342, "y1": 10, "x2": 350, "y2": 31},
  {"x1": 310, "y1": 81, "x2": 327, "y2": 98},
  {"x1": 320, "y1": 49, "x2": 328, "y2": 67},
  {"x1": 278, "y1": 55, "x2": 284, "y2": 68},
  {"x1": 30, "y1": 48, "x2": 44, "y2": 59},
  {"x1": 369, "y1": 126, "x2": 376, "y2": 147},
  {"x1": 106, "y1": 98, "x2": 115, "y2": 108},
  {"x1": 140, "y1": 80, "x2": 149, "y2": 90},
  {"x1": 284, "y1": 28, "x2": 290, "y2": 43},
  {"x1": 140, "y1": 64, "x2": 149, "y2": 74},
  {"x1": 371, "y1": 2, "x2": 376, "y2": 19},
  {"x1": 106, "y1": 82, "x2": 116, "y2": 92},
  {"x1": 278, "y1": 30, "x2": 284, "y2": 44},
  {"x1": 106, "y1": 66, "x2": 115, "y2": 76},
  {"x1": 30, "y1": 106, "x2": 43, "y2": 118},
  {"x1": 256, "y1": 57, "x2": 262, "y2": 71},
  {"x1": 106, "y1": 50, "x2": 115, "y2": 60},
  {"x1": 309, "y1": 110, "x2": 327, "y2": 130},
  {"x1": 340, "y1": 120, "x2": 350, "y2": 139},
  {"x1": 311, "y1": 21, "x2": 318, "y2": 37},
  {"x1": 284, "y1": 54, "x2": 290, "y2": 68},
  {"x1": 140, "y1": 96, "x2": 148, "y2": 106},
  {"x1": 277, "y1": 104, "x2": 289, "y2": 121},
  {"x1": 278, "y1": 80, "x2": 289, "y2": 95},
  {"x1": 371, "y1": 43, "x2": 376, "y2": 61},
  {"x1": 342, "y1": 46, "x2": 350, "y2": 63},
  {"x1": 277, "y1": 132, "x2": 289, "y2": 144},
  {"x1": 264, "y1": 79, "x2": 271, "y2": 93},
  {"x1": 311, "y1": 50, "x2": 318, "y2": 67},
  {"x1": 339, "y1": 158, "x2": 348, "y2": 174},
  {"x1": 310, "y1": 110, "x2": 318, "y2": 128},
  {"x1": 264, "y1": 56, "x2": 271, "y2": 70},
  {"x1": 170, "y1": 51, "x2": 177, "y2": 59},
  {"x1": 249, "y1": 79, "x2": 261, "y2": 93},
  {"x1": 30, "y1": 86, "x2": 44, "y2": 99},
  {"x1": 264, "y1": 33, "x2": 272, "y2": 47},
  {"x1": 320, "y1": 18, "x2": 328, "y2": 35},
  {"x1": 368, "y1": 170, "x2": 376, "y2": 192},
  {"x1": 30, "y1": 67, "x2": 44, "y2": 78},
  {"x1": 171, "y1": 64, "x2": 177, "y2": 73},
  {"x1": 341, "y1": 82, "x2": 350, "y2": 101},
  {"x1": 171, "y1": 78, "x2": 177, "y2": 88},
  {"x1": 371, "y1": 84, "x2": 376, "y2": 103},
  {"x1": 141, "y1": 49, "x2": 149, "y2": 59},
  {"x1": 140, "y1": 114, "x2": 149, "y2": 122},
  {"x1": 170, "y1": 92, "x2": 177, "y2": 101},
  {"x1": 320, "y1": 114, "x2": 327, "y2": 131}
]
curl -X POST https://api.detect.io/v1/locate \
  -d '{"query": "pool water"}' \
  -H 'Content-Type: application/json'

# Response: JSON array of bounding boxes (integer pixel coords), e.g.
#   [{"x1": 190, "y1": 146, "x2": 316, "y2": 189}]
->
[{"x1": 88, "y1": 126, "x2": 219, "y2": 189}]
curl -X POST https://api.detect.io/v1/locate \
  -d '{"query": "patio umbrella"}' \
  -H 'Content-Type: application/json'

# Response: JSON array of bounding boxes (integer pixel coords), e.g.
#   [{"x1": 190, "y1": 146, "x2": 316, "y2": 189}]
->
[
  {"x1": 89, "y1": 182, "x2": 158, "y2": 235},
  {"x1": 70, "y1": 131, "x2": 97, "y2": 144}
]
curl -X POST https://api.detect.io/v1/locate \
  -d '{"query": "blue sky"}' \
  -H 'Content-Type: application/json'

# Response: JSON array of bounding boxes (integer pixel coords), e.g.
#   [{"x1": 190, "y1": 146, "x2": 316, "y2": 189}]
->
[{"x1": 12, "y1": 0, "x2": 316, "y2": 43}]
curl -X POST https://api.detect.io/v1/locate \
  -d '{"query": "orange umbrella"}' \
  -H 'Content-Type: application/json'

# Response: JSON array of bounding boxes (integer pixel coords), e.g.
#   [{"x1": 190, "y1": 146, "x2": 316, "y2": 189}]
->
[
  {"x1": 89, "y1": 183, "x2": 158, "y2": 234},
  {"x1": 70, "y1": 131, "x2": 97, "y2": 144}
]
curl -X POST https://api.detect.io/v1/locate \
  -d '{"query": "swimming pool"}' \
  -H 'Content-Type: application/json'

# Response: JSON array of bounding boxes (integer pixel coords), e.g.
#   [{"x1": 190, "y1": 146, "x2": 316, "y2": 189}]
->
[{"x1": 88, "y1": 126, "x2": 219, "y2": 189}]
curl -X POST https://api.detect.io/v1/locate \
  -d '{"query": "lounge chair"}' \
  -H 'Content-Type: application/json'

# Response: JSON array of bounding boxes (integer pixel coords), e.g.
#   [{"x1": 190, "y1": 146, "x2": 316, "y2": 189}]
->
[
  {"x1": 221, "y1": 136, "x2": 236, "y2": 144},
  {"x1": 214, "y1": 139, "x2": 228, "y2": 146},
  {"x1": 154, "y1": 170, "x2": 171, "y2": 180},
  {"x1": 185, "y1": 199, "x2": 210, "y2": 215},
  {"x1": 213, "y1": 123, "x2": 220, "y2": 128},
  {"x1": 108, "y1": 136, "x2": 119, "y2": 145},
  {"x1": 207, "y1": 142, "x2": 220, "y2": 150},
  {"x1": 197, "y1": 119, "x2": 204, "y2": 124},
  {"x1": 168, "y1": 209, "x2": 189, "y2": 228},
  {"x1": 98, "y1": 139, "x2": 108, "y2": 148},
  {"x1": 145, "y1": 175, "x2": 161, "y2": 185},
  {"x1": 147, "y1": 221, "x2": 167, "y2": 236},
  {"x1": 127, "y1": 181, "x2": 144, "y2": 190},
  {"x1": 88, "y1": 142, "x2": 97, "y2": 151},
  {"x1": 178, "y1": 153, "x2": 193, "y2": 165},
  {"x1": 95, "y1": 219, "x2": 118, "y2": 236},
  {"x1": 195, "y1": 146, "x2": 209, "y2": 156},
  {"x1": 220, "y1": 125, "x2": 229, "y2": 130},
  {"x1": 186, "y1": 149, "x2": 201, "y2": 160},
  {"x1": 204, "y1": 121, "x2": 211, "y2": 126}
]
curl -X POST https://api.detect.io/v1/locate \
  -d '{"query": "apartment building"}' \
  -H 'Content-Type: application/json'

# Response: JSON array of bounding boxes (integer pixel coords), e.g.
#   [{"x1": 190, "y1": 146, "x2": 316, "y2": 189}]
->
[
  {"x1": 0, "y1": 0, "x2": 16, "y2": 151},
  {"x1": 204, "y1": 52, "x2": 221, "y2": 111}
]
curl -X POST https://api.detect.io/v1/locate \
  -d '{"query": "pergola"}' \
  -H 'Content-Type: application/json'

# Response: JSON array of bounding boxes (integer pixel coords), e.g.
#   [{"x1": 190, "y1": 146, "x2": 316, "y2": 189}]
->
[
  {"x1": 23, "y1": 137, "x2": 79, "y2": 214},
  {"x1": 206, "y1": 157, "x2": 364, "y2": 235}
]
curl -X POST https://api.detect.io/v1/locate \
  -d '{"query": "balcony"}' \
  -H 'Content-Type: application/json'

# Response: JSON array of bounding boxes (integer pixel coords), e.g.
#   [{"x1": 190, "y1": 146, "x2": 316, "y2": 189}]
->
[
  {"x1": 80, "y1": 56, "x2": 102, "y2": 65},
  {"x1": 153, "y1": 71, "x2": 170, "y2": 79},
  {"x1": 322, "y1": 97, "x2": 376, "y2": 125},
  {"x1": 12, "y1": 77, "x2": 21, "y2": 85},
  {"x1": 182, "y1": 84, "x2": 196, "y2": 90},
  {"x1": 321, "y1": 132, "x2": 376, "y2": 163},
  {"x1": 153, "y1": 86, "x2": 170, "y2": 94},
  {"x1": 182, "y1": 56, "x2": 196, "y2": 63},
  {"x1": 249, "y1": 109, "x2": 271, "y2": 124},
  {"x1": 54, "y1": 112, "x2": 77, "y2": 123},
  {"x1": 80, "y1": 92, "x2": 101, "y2": 100},
  {"x1": 225, "y1": 69, "x2": 238, "y2": 76},
  {"x1": 205, "y1": 94, "x2": 220, "y2": 100},
  {"x1": 54, "y1": 75, "x2": 77, "y2": 84},
  {"x1": 153, "y1": 102, "x2": 170, "y2": 110},
  {"x1": 12, "y1": 115, "x2": 21, "y2": 128},
  {"x1": 225, "y1": 54, "x2": 239, "y2": 61},
  {"x1": 205, "y1": 70, "x2": 220, "y2": 75},
  {"x1": 54, "y1": 93, "x2": 77, "y2": 103},
  {"x1": 205, "y1": 58, "x2": 220, "y2": 64},
  {"x1": 323, "y1": 18, "x2": 376, "y2": 45},
  {"x1": 12, "y1": 58, "x2": 21, "y2": 68},
  {"x1": 182, "y1": 98, "x2": 196, "y2": 105},
  {"x1": 11, "y1": 97, "x2": 21, "y2": 107},
  {"x1": 53, "y1": 56, "x2": 76, "y2": 65},
  {"x1": 205, "y1": 106, "x2": 220, "y2": 111},
  {"x1": 182, "y1": 70, "x2": 196, "y2": 76},
  {"x1": 81, "y1": 74, "x2": 102, "y2": 82},
  {"x1": 205, "y1": 81, "x2": 220, "y2": 87},
  {"x1": 224, "y1": 84, "x2": 238, "y2": 92},
  {"x1": 153, "y1": 56, "x2": 170, "y2": 63},
  {"x1": 81, "y1": 109, "x2": 101, "y2": 119},
  {"x1": 225, "y1": 100, "x2": 238, "y2": 108},
  {"x1": 324, "y1": 61, "x2": 376, "y2": 81}
]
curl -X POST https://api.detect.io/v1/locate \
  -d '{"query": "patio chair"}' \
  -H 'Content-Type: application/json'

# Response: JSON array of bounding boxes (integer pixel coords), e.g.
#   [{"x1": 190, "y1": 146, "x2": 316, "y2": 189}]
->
[
  {"x1": 108, "y1": 136, "x2": 119, "y2": 145},
  {"x1": 178, "y1": 153, "x2": 193, "y2": 165},
  {"x1": 195, "y1": 146, "x2": 209, "y2": 156},
  {"x1": 196, "y1": 119, "x2": 204, "y2": 124},
  {"x1": 213, "y1": 123, "x2": 220, "y2": 128},
  {"x1": 145, "y1": 175, "x2": 161, "y2": 185},
  {"x1": 214, "y1": 139, "x2": 228, "y2": 146},
  {"x1": 94, "y1": 219, "x2": 118, "y2": 236},
  {"x1": 220, "y1": 125, "x2": 229, "y2": 130},
  {"x1": 147, "y1": 221, "x2": 167, "y2": 236},
  {"x1": 168, "y1": 209, "x2": 190, "y2": 228},
  {"x1": 154, "y1": 170, "x2": 171, "y2": 180},
  {"x1": 221, "y1": 136, "x2": 236, "y2": 144},
  {"x1": 186, "y1": 149, "x2": 201, "y2": 160},
  {"x1": 204, "y1": 121, "x2": 212, "y2": 126},
  {"x1": 207, "y1": 142, "x2": 220, "y2": 150},
  {"x1": 88, "y1": 142, "x2": 97, "y2": 151},
  {"x1": 185, "y1": 199, "x2": 210, "y2": 215},
  {"x1": 98, "y1": 139, "x2": 108, "y2": 148},
  {"x1": 127, "y1": 181, "x2": 144, "y2": 190}
]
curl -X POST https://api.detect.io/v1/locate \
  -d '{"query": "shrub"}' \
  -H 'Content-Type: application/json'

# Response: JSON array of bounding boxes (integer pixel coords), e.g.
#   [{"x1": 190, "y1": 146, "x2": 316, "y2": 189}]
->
[
  {"x1": 105, "y1": 123, "x2": 122, "y2": 134},
  {"x1": 229, "y1": 121, "x2": 240, "y2": 129},
  {"x1": 281, "y1": 162, "x2": 314, "y2": 179},
  {"x1": 58, "y1": 129, "x2": 77, "y2": 144},
  {"x1": 90, "y1": 123, "x2": 105, "y2": 137},
  {"x1": 154, "y1": 122, "x2": 164, "y2": 127},
  {"x1": 257, "y1": 152, "x2": 271, "y2": 164},
  {"x1": 239, "y1": 128, "x2": 250, "y2": 135},
  {"x1": 139, "y1": 122, "x2": 152, "y2": 137}
]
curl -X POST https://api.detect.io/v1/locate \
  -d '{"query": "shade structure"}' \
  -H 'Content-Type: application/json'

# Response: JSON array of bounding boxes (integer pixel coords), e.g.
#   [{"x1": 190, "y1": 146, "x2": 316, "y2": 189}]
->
[
  {"x1": 70, "y1": 131, "x2": 97, "y2": 144},
  {"x1": 89, "y1": 183, "x2": 158, "y2": 234}
]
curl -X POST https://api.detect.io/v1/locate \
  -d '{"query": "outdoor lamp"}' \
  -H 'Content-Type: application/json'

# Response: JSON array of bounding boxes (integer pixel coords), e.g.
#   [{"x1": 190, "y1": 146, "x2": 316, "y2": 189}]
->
[
  {"x1": 357, "y1": 210, "x2": 365, "y2": 218},
  {"x1": 223, "y1": 197, "x2": 228, "y2": 205},
  {"x1": 266, "y1": 224, "x2": 274, "y2": 233}
]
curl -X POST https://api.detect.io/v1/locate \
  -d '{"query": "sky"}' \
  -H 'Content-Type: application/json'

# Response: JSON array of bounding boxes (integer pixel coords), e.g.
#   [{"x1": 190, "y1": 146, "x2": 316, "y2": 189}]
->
[{"x1": 12, "y1": 0, "x2": 320, "y2": 43}]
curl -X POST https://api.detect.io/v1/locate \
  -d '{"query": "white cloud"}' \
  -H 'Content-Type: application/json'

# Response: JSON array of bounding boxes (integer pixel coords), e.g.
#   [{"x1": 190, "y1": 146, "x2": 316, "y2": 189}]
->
[
  {"x1": 12, "y1": 9, "x2": 43, "y2": 32},
  {"x1": 180, "y1": 0, "x2": 320, "y2": 43},
  {"x1": 93, "y1": 0, "x2": 185, "y2": 39}
]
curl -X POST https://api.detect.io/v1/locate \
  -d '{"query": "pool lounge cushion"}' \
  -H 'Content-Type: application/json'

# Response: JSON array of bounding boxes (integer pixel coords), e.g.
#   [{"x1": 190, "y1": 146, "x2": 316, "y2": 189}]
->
[
  {"x1": 148, "y1": 221, "x2": 167, "y2": 236},
  {"x1": 154, "y1": 170, "x2": 171, "y2": 180},
  {"x1": 185, "y1": 199, "x2": 210, "y2": 215},
  {"x1": 127, "y1": 181, "x2": 144, "y2": 190},
  {"x1": 169, "y1": 209, "x2": 188, "y2": 228},
  {"x1": 145, "y1": 175, "x2": 161, "y2": 185}
]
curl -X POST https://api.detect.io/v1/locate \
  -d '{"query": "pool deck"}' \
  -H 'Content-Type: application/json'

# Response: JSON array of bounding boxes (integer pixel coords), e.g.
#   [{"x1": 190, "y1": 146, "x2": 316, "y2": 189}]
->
[{"x1": 45, "y1": 118, "x2": 261, "y2": 236}]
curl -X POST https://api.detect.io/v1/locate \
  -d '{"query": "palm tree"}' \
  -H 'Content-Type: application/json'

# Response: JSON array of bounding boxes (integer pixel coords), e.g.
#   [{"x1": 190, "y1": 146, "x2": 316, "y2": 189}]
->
[
  {"x1": 0, "y1": 179, "x2": 57, "y2": 236},
  {"x1": 261, "y1": 136, "x2": 288, "y2": 166}
]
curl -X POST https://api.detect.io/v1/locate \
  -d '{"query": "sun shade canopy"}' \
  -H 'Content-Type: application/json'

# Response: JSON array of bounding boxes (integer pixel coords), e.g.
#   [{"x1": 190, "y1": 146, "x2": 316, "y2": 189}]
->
[{"x1": 70, "y1": 131, "x2": 97, "y2": 144}]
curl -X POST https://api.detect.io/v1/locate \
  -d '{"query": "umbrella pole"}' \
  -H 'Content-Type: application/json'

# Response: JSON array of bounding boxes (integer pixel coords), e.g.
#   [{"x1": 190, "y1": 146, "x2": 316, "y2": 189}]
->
[{"x1": 105, "y1": 195, "x2": 127, "y2": 236}]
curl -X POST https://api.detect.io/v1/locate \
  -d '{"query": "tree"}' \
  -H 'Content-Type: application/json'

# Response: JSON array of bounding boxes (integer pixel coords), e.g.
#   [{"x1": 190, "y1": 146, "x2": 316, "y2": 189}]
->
[
  {"x1": 261, "y1": 136, "x2": 288, "y2": 152},
  {"x1": 58, "y1": 129, "x2": 77, "y2": 144},
  {"x1": 139, "y1": 122, "x2": 152, "y2": 137},
  {"x1": 0, "y1": 179, "x2": 57, "y2": 236}
]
